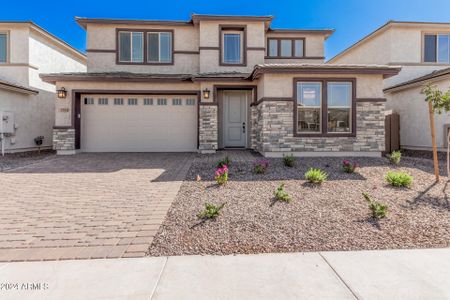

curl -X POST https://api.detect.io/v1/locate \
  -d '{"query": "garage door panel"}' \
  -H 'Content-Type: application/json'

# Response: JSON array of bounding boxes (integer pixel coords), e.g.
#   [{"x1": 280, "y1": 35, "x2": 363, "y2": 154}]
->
[{"x1": 81, "y1": 95, "x2": 197, "y2": 152}]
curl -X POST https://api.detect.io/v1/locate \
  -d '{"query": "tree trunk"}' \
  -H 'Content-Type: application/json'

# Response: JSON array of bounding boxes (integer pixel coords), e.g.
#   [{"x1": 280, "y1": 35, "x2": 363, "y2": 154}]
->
[{"x1": 428, "y1": 101, "x2": 440, "y2": 182}]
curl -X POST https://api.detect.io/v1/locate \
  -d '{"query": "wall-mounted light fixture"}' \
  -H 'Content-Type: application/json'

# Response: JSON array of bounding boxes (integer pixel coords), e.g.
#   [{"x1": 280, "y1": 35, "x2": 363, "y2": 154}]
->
[
  {"x1": 57, "y1": 87, "x2": 67, "y2": 99},
  {"x1": 202, "y1": 88, "x2": 210, "y2": 99}
]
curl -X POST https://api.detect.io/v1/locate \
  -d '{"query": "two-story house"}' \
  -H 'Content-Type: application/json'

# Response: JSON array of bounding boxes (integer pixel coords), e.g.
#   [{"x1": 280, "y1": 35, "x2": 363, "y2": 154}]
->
[
  {"x1": 329, "y1": 21, "x2": 450, "y2": 152},
  {"x1": 41, "y1": 14, "x2": 399, "y2": 157},
  {"x1": 0, "y1": 21, "x2": 86, "y2": 153}
]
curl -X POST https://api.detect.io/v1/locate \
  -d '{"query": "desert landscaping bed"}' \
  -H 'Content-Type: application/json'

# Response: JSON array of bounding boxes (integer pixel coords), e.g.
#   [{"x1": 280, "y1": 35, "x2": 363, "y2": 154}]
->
[{"x1": 149, "y1": 154, "x2": 450, "y2": 256}]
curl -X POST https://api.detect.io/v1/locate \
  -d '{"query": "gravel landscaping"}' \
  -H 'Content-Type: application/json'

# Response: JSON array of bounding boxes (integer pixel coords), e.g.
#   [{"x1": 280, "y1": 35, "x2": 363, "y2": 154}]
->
[
  {"x1": 0, "y1": 150, "x2": 55, "y2": 171},
  {"x1": 149, "y1": 153, "x2": 450, "y2": 256}
]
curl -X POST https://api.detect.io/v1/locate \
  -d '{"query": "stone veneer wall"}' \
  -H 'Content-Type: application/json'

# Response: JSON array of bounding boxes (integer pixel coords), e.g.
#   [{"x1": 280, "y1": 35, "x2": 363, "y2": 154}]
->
[
  {"x1": 254, "y1": 100, "x2": 385, "y2": 154},
  {"x1": 198, "y1": 105, "x2": 218, "y2": 151},
  {"x1": 53, "y1": 128, "x2": 75, "y2": 151}
]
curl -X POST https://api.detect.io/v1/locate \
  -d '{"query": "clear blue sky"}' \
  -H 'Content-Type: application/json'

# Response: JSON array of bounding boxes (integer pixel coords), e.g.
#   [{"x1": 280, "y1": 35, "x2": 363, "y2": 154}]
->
[{"x1": 2, "y1": 0, "x2": 450, "y2": 59}]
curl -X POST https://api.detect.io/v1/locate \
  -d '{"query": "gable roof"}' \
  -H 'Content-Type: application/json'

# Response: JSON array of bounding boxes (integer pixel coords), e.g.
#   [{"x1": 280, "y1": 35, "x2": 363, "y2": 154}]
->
[
  {"x1": 327, "y1": 20, "x2": 450, "y2": 64},
  {"x1": 384, "y1": 67, "x2": 450, "y2": 93},
  {"x1": 0, "y1": 21, "x2": 86, "y2": 62}
]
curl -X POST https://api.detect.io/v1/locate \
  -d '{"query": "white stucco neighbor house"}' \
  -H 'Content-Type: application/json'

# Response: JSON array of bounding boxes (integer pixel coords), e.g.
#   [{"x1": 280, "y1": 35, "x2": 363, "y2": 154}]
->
[
  {"x1": 329, "y1": 21, "x2": 450, "y2": 152},
  {"x1": 40, "y1": 14, "x2": 400, "y2": 157},
  {"x1": 0, "y1": 21, "x2": 86, "y2": 153}
]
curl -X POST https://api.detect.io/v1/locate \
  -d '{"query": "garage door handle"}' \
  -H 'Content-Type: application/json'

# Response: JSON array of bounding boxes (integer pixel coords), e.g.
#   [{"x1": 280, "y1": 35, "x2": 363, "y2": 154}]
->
[{"x1": 242, "y1": 122, "x2": 246, "y2": 133}]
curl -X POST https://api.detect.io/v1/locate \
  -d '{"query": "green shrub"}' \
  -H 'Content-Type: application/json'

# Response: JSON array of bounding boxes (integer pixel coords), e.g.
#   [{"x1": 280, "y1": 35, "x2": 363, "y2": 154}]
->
[
  {"x1": 197, "y1": 203, "x2": 226, "y2": 219},
  {"x1": 305, "y1": 168, "x2": 328, "y2": 184},
  {"x1": 389, "y1": 150, "x2": 401, "y2": 165},
  {"x1": 362, "y1": 192, "x2": 388, "y2": 219},
  {"x1": 283, "y1": 154, "x2": 296, "y2": 167},
  {"x1": 253, "y1": 159, "x2": 269, "y2": 174},
  {"x1": 385, "y1": 171, "x2": 413, "y2": 187},
  {"x1": 274, "y1": 183, "x2": 292, "y2": 202},
  {"x1": 217, "y1": 156, "x2": 231, "y2": 168}
]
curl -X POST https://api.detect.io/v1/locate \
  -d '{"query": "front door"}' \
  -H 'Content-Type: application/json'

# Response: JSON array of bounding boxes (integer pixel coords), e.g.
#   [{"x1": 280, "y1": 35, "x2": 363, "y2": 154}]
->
[{"x1": 223, "y1": 91, "x2": 247, "y2": 148}]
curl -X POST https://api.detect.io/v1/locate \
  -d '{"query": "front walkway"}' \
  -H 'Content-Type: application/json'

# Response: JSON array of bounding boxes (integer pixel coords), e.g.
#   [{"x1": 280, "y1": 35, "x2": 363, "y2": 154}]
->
[
  {"x1": 0, "y1": 153, "x2": 193, "y2": 261},
  {"x1": 0, "y1": 248, "x2": 449, "y2": 300}
]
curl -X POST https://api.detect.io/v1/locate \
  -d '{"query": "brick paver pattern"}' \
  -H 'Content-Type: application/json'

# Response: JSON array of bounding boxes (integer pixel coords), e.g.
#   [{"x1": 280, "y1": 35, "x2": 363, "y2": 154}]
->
[{"x1": 0, "y1": 153, "x2": 193, "y2": 262}]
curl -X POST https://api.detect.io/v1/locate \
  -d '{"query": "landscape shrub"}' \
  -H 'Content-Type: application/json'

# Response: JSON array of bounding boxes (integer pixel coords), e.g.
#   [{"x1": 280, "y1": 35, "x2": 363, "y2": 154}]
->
[
  {"x1": 362, "y1": 192, "x2": 388, "y2": 219},
  {"x1": 385, "y1": 171, "x2": 413, "y2": 187},
  {"x1": 274, "y1": 183, "x2": 292, "y2": 202},
  {"x1": 283, "y1": 154, "x2": 296, "y2": 167},
  {"x1": 214, "y1": 165, "x2": 229, "y2": 185},
  {"x1": 197, "y1": 203, "x2": 226, "y2": 219},
  {"x1": 217, "y1": 156, "x2": 231, "y2": 168},
  {"x1": 304, "y1": 168, "x2": 328, "y2": 184},
  {"x1": 253, "y1": 159, "x2": 269, "y2": 174},
  {"x1": 389, "y1": 150, "x2": 401, "y2": 165},
  {"x1": 342, "y1": 160, "x2": 358, "y2": 173}
]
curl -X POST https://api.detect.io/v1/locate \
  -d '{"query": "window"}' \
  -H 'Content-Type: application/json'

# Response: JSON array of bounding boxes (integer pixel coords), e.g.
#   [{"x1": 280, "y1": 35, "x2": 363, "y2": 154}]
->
[
  {"x1": 222, "y1": 28, "x2": 244, "y2": 65},
  {"x1": 114, "y1": 98, "x2": 124, "y2": 105},
  {"x1": 118, "y1": 31, "x2": 143, "y2": 63},
  {"x1": 157, "y1": 98, "x2": 167, "y2": 105},
  {"x1": 295, "y1": 79, "x2": 355, "y2": 136},
  {"x1": 297, "y1": 82, "x2": 322, "y2": 133},
  {"x1": 186, "y1": 98, "x2": 196, "y2": 106},
  {"x1": 267, "y1": 38, "x2": 305, "y2": 58},
  {"x1": 128, "y1": 98, "x2": 138, "y2": 105},
  {"x1": 147, "y1": 32, "x2": 172, "y2": 63},
  {"x1": 144, "y1": 98, "x2": 153, "y2": 105},
  {"x1": 424, "y1": 34, "x2": 450, "y2": 63},
  {"x1": 327, "y1": 82, "x2": 352, "y2": 133},
  {"x1": 84, "y1": 98, "x2": 94, "y2": 105},
  {"x1": 98, "y1": 98, "x2": 108, "y2": 105},
  {"x1": 0, "y1": 33, "x2": 7, "y2": 63},
  {"x1": 172, "y1": 98, "x2": 182, "y2": 105}
]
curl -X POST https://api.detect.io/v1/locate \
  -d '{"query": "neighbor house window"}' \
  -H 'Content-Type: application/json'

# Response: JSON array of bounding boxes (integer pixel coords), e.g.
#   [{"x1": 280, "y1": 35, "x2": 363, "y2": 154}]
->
[
  {"x1": 118, "y1": 31, "x2": 143, "y2": 63},
  {"x1": 114, "y1": 98, "x2": 124, "y2": 105},
  {"x1": 147, "y1": 32, "x2": 172, "y2": 63},
  {"x1": 221, "y1": 28, "x2": 244, "y2": 65},
  {"x1": 144, "y1": 98, "x2": 153, "y2": 105},
  {"x1": 128, "y1": 98, "x2": 138, "y2": 105},
  {"x1": 98, "y1": 98, "x2": 109, "y2": 105},
  {"x1": 295, "y1": 79, "x2": 355, "y2": 136},
  {"x1": 267, "y1": 38, "x2": 304, "y2": 58},
  {"x1": 424, "y1": 34, "x2": 450, "y2": 63},
  {"x1": 327, "y1": 82, "x2": 352, "y2": 133},
  {"x1": 0, "y1": 33, "x2": 7, "y2": 63}
]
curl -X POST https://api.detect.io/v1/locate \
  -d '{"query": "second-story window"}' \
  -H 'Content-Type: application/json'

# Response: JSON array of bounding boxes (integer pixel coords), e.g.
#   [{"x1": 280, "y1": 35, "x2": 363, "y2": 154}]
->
[
  {"x1": 267, "y1": 38, "x2": 304, "y2": 58},
  {"x1": 424, "y1": 34, "x2": 450, "y2": 63},
  {"x1": 147, "y1": 32, "x2": 172, "y2": 63},
  {"x1": 0, "y1": 32, "x2": 7, "y2": 63},
  {"x1": 221, "y1": 28, "x2": 244, "y2": 65},
  {"x1": 118, "y1": 31, "x2": 144, "y2": 63}
]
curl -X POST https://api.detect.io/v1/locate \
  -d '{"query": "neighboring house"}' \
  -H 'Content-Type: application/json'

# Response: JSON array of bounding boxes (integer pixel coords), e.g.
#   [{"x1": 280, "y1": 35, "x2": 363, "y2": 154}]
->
[
  {"x1": 329, "y1": 21, "x2": 450, "y2": 152},
  {"x1": 40, "y1": 14, "x2": 399, "y2": 157},
  {"x1": 0, "y1": 21, "x2": 86, "y2": 153}
]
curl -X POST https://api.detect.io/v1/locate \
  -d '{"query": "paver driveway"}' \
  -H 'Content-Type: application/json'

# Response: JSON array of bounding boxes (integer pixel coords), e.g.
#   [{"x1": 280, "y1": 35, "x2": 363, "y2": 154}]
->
[{"x1": 0, "y1": 153, "x2": 193, "y2": 262}]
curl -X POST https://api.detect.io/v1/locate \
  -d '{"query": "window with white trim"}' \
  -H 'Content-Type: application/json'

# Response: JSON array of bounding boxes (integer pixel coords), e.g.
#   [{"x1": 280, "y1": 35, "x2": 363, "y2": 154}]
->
[
  {"x1": 98, "y1": 98, "x2": 109, "y2": 105},
  {"x1": 128, "y1": 98, "x2": 138, "y2": 105},
  {"x1": 114, "y1": 98, "x2": 124, "y2": 105},
  {"x1": 144, "y1": 98, "x2": 153, "y2": 105},
  {"x1": 157, "y1": 98, "x2": 167, "y2": 105},
  {"x1": 118, "y1": 31, "x2": 144, "y2": 63},
  {"x1": 186, "y1": 98, "x2": 196, "y2": 106},
  {"x1": 147, "y1": 32, "x2": 172, "y2": 63},
  {"x1": 84, "y1": 97, "x2": 94, "y2": 105},
  {"x1": 0, "y1": 32, "x2": 7, "y2": 63},
  {"x1": 424, "y1": 34, "x2": 450, "y2": 63}
]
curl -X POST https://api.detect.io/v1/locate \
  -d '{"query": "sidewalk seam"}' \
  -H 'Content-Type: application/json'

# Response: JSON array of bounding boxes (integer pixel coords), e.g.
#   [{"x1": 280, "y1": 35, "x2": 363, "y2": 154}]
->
[
  {"x1": 149, "y1": 256, "x2": 168, "y2": 300},
  {"x1": 319, "y1": 252, "x2": 360, "y2": 300}
]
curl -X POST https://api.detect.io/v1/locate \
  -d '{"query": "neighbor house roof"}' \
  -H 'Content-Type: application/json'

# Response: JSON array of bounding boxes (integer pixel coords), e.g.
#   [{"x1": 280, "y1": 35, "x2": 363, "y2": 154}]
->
[
  {"x1": 0, "y1": 78, "x2": 39, "y2": 95},
  {"x1": 384, "y1": 67, "x2": 450, "y2": 93},
  {"x1": 0, "y1": 21, "x2": 86, "y2": 62},
  {"x1": 327, "y1": 20, "x2": 450, "y2": 63},
  {"x1": 75, "y1": 14, "x2": 334, "y2": 36},
  {"x1": 251, "y1": 63, "x2": 401, "y2": 79}
]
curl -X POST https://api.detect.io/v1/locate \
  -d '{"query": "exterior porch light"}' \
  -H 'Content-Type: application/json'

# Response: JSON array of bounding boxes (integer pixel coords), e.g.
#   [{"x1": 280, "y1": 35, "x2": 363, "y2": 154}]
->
[
  {"x1": 203, "y1": 88, "x2": 210, "y2": 99},
  {"x1": 57, "y1": 87, "x2": 67, "y2": 99}
]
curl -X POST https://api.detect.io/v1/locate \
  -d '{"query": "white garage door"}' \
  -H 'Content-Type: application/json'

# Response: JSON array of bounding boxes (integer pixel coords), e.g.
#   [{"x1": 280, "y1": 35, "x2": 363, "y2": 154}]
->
[{"x1": 81, "y1": 95, "x2": 197, "y2": 152}]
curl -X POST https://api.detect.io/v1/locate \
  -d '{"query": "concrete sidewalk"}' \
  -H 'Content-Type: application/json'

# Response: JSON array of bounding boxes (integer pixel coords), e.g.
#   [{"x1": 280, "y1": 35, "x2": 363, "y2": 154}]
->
[{"x1": 0, "y1": 248, "x2": 449, "y2": 300}]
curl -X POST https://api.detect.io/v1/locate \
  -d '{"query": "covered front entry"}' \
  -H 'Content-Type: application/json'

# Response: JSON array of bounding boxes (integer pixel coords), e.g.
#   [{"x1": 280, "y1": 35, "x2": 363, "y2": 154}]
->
[{"x1": 80, "y1": 94, "x2": 198, "y2": 152}]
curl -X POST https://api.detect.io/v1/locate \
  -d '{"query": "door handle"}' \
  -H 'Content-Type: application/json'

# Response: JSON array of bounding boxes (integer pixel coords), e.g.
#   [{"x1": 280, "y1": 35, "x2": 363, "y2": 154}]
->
[{"x1": 242, "y1": 122, "x2": 246, "y2": 133}]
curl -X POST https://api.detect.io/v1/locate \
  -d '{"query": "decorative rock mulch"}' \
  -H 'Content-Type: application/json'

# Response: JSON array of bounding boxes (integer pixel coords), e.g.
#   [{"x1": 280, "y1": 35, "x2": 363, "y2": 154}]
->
[
  {"x1": 0, "y1": 150, "x2": 55, "y2": 171},
  {"x1": 149, "y1": 155, "x2": 450, "y2": 256}
]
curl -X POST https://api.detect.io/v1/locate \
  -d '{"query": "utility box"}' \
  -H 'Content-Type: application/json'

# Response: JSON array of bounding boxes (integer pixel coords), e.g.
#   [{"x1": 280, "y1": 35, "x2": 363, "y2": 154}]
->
[{"x1": 0, "y1": 111, "x2": 15, "y2": 134}]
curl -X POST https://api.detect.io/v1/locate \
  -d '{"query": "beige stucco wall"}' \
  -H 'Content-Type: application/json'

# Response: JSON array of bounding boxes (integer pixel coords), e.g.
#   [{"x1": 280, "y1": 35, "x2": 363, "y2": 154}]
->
[
  {"x1": 0, "y1": 24, "x2": 30, "y2": 85},
  {"x1": 259, "y1": 73, "x2": 384, "y2": 99},
  {"x1": 387, "y1": 78, "x2": 450, "y2": 151}
]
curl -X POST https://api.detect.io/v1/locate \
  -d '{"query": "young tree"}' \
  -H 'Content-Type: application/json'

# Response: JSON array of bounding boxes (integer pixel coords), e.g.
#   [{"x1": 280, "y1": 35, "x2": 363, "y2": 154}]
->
[{"x1": 423, "y1": 84, "x2": 450, "y2": 182}]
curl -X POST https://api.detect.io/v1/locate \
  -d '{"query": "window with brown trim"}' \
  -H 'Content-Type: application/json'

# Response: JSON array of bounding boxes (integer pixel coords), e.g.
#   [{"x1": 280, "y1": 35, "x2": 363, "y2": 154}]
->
[
  {"x1": 147, "y1": 32, "x2": 173, "y2": 63},
  {"x1": 220, "y1": 26, "x2": 246, "y2": 66},
  {"x1": 267, "y1": 38, "x2": 304, "y2": 58},
  {"x1": 118, "y1": 31, "x2": 143, "y2": 63},
  {"x1": 294, "y1": 78, "x2": 356, "y2": 137},
  {"x1": 0, "y1": 32, "x2": 8, "y2": 63}
]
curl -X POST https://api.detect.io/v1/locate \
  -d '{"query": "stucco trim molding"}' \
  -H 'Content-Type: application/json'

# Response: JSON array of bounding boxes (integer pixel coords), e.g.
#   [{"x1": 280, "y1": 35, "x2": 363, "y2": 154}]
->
[
  {"x1": 0, "y1": 63, "x2": 39, "y2": 70},
  {"x1": 86, "y1": 49, "x2": 116, "y2": 53},
  {"x1": 250, "y1": 97, "x2": 294, "y2": 106},
  {"x1": 0, "y1": 79, "x2": 39, "y2": 95},
  {"x1": 356, "y1": 98, "x2": 387, "y2": 102}
]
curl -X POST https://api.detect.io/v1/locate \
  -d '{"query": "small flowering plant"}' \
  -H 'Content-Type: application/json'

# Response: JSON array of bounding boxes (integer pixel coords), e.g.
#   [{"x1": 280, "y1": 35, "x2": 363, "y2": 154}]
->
[
  {"x1": 342, "y1": 160, "x2": 358, "y2": 173},
  {"x1": 215, "y1": 165, "x2": 229, "y2": 185},
  {"x1": 253, "y1": 159, "x2": 269, "y2": 174}
]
